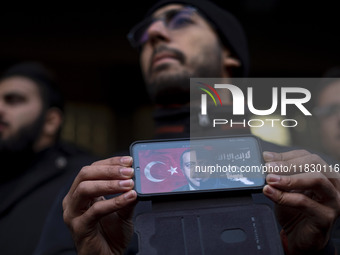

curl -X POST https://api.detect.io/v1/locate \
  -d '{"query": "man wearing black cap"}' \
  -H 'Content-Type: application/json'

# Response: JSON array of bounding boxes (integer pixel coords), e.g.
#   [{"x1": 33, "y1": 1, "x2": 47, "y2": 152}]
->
[
  {"x1": 0, "y1": 62, "x2": 95, "y2": 255},
  {"x1": 38, "y1": 1, "x2": 340, "y2": 254}
]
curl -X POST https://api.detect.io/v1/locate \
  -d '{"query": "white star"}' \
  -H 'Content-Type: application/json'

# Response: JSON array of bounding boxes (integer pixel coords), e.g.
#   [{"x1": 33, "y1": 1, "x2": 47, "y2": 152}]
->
[{"x1": 168, "y1": 166, "x2": 178, "y2": 175}]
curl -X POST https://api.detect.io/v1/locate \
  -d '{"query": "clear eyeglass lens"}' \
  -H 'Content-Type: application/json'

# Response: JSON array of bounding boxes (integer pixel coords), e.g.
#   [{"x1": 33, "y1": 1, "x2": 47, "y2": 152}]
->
[{"x1": 131, "y1": 7, "x2": 196, "y2": 47}]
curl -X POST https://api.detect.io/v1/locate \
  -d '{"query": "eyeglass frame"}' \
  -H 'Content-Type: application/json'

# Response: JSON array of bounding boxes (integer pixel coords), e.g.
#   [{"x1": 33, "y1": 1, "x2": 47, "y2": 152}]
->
[{"x1": 127, "y1": 6, "x2": 199, "y2": 49}]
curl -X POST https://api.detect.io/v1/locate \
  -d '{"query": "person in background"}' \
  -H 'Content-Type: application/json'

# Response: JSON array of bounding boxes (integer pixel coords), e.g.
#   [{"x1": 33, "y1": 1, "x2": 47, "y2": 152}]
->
[
  {"x1": 0, "y1": 62, "x2": 96, "y2": 255},
  {"x1": 314, "y1": 67, "x2": 340, "y2": 162}
]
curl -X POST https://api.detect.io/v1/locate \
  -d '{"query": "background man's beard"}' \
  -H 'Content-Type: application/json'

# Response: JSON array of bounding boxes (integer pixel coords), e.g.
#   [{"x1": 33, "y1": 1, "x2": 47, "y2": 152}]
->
[
  {"x1": 0, "y1": 113, "x2": 45, "y2": 155},
  {"x1": 0, "y1": 113, "x2": 45, "y2": 181}
]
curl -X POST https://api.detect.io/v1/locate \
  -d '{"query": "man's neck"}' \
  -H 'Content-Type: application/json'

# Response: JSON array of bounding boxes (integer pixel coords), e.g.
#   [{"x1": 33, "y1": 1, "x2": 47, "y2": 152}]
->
[{"x1": 153, "y1": 104, "x2": 251, "y2": 139}]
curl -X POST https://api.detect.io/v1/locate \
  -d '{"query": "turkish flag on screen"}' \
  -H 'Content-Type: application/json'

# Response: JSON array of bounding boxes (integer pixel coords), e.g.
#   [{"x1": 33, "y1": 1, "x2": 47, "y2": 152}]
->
[{"x1": 138, "y1": 148, "x2": 189, "y2": 193}]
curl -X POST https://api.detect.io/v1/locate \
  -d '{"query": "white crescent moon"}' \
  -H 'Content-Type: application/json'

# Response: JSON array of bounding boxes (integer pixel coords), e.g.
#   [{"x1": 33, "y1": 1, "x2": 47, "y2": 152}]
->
[{"x1": 144, "y1": 161, "x2": 166, "y2": 182}]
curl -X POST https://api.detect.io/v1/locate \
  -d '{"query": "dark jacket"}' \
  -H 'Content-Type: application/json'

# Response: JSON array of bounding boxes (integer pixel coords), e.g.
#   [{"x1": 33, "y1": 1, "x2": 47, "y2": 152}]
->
[{"x1": 0, "y1": 142, "x2": 96, "y2": 255}]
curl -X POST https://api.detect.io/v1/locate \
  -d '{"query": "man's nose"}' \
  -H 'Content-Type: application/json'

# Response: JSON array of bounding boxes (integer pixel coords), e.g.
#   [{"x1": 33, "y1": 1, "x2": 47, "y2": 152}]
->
[{"x1": 145, "y1": 20, "x2": 171, "y2": 46}]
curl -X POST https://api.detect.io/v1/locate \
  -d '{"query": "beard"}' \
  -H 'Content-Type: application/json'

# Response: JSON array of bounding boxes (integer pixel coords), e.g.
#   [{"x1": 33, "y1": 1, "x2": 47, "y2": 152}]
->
[
  {"x1": 145, "y1": 43, "x2": 224, "y2": 105},
  {"x1": 0, "y1": 112, "x2": 45, "y2": 180}
]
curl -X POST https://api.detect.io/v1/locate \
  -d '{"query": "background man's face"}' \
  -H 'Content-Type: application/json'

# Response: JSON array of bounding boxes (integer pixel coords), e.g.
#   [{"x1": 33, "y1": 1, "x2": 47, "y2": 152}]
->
[
  {"x1": 318, "y1": 80, "x2": 340, "y2": 159},
  {"x1": 140, "y1": 4, "x2": 225, "y2": 104},
  {"x1": 0, "y1": 77, "x2": 44, "y2": 152}
]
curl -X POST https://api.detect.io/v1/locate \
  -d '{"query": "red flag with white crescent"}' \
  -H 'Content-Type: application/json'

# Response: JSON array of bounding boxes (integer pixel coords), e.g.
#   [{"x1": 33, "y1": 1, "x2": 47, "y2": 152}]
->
[{"x1": 138, "y1": 148, "x2": 189, "y2": 193}]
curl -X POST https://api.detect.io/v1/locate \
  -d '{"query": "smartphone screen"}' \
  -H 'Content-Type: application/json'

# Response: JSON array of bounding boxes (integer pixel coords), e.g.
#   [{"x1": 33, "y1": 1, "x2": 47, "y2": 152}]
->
[{"x1": 130, "y1": 136, "x2": 265, "y2": 198}]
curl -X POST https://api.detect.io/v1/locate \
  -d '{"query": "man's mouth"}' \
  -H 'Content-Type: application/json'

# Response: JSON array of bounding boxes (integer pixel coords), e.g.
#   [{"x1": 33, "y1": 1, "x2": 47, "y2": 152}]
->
[
  {"x1": 148, "y1": 46, "x2": 185, "y2": 74},
  {"x1": 152, "y1": 52, "x2": 180, "y2": 68}
]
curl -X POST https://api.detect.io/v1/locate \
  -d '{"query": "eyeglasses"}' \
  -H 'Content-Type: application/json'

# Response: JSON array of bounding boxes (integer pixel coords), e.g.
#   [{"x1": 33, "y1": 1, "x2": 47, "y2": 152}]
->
[
  {"x1": 313, "y1": 104, "x2": 340, "y2": 118},
  {"x1": 127, "y1": 6, "x2": 197, "y2": 48}
]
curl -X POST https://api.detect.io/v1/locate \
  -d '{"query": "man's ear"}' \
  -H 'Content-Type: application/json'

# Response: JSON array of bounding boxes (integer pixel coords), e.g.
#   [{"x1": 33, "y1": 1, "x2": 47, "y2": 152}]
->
[
  {"x1": 43, "y1": 108, "x2": 63, "y2": 137},
  {"x1": 222, "y1": 48, "x2": 241, "y2": 77}
]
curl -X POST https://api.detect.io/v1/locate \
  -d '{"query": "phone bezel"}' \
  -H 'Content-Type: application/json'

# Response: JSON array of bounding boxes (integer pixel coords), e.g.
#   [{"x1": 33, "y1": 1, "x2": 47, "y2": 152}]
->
[{"x1": 130, "y1": 135, "x2": 266, "y2": 200}]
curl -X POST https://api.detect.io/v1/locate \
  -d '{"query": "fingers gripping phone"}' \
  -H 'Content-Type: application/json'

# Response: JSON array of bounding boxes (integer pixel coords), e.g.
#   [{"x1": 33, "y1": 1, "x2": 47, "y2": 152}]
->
[{"x1": 130, "y1": 135, "x2": 265, "y2": 199}]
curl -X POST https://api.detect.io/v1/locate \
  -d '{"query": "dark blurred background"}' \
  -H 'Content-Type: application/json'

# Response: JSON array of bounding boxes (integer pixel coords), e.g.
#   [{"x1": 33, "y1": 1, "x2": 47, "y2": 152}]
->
[{"x1": 0, "y1": 1, "x2": 339, "y2": 156}]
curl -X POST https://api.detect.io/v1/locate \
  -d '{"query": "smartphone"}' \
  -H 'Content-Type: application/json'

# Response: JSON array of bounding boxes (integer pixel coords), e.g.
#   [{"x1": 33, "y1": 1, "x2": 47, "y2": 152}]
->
[{"x1": 130, "y1": 135, "x2": 265, "y2": 199}]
